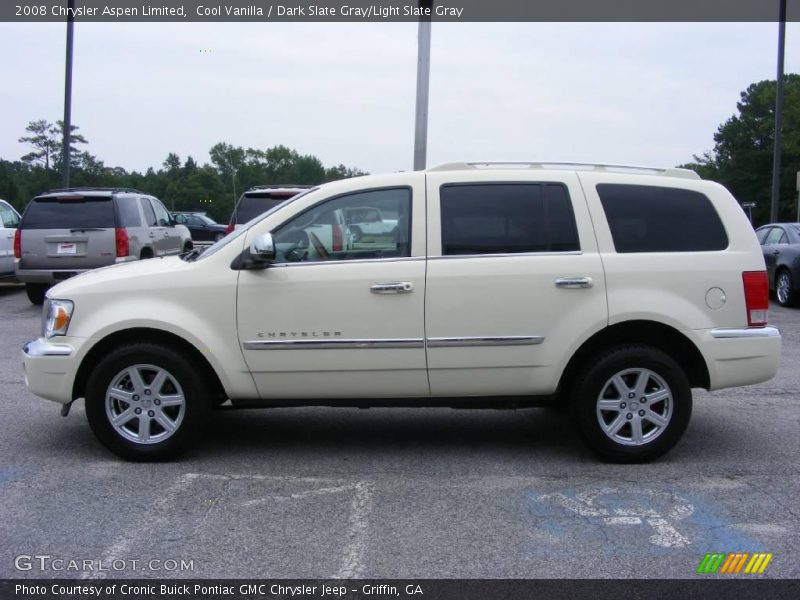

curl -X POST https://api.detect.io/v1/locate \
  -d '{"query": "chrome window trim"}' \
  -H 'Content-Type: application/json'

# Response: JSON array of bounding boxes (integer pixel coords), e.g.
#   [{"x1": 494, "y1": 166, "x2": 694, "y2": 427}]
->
[
  {"x1": 243, "y1": 338, "x2": 425, "y2": 350},
  {"x1": 427, "y1": 336, "x2": 545, "y2": 348},
  {"x1": 268, "y1": 256, "x2": 425, "y2": 268},
  {"x1": 23, "y1": 339, "x2": 74, "y2": 357},
  {"x1": 428, "y1": 251, "x2": 582, "y2": 260},
  {"x1": 709, "y1": 327, "x2": 780, "y2": 339}
]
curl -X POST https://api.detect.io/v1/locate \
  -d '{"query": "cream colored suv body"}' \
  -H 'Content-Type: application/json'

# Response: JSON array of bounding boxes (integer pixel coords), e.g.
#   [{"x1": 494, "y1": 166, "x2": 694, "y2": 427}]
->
[{"x1": 21, "y1": 163, "x2": 781, "y2": 462}]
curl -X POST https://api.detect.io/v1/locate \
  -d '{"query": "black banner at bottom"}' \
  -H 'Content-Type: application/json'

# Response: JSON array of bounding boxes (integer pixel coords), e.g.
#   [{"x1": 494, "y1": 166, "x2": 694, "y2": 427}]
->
[{"x1": 2, "y1": 579, "x2": 800, "y2": 600}]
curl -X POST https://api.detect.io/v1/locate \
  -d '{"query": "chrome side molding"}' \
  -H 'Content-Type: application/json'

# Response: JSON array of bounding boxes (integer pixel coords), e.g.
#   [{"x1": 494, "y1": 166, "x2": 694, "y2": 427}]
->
[
  {"x1": 243, "y1": 338, "x2": 425, "y2": 350},
  {"x1": 709, "y1": 326, "x2": 780, "y2": 339},
  {"x1": 427, "y1": 336, "x2": 544, "y2": 348}
]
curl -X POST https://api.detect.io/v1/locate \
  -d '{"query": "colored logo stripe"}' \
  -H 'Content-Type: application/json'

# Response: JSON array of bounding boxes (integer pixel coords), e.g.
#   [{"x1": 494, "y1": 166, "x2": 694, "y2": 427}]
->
[{"x1": 698, "y1": 553, "x2": 773, "y2": 574}]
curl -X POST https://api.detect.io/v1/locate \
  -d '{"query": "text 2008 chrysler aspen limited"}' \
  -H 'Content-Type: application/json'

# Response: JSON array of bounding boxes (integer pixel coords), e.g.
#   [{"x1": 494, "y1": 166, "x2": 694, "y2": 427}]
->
[{"x1": 22, "y1": 162, "x2": 781, "y2": 462}]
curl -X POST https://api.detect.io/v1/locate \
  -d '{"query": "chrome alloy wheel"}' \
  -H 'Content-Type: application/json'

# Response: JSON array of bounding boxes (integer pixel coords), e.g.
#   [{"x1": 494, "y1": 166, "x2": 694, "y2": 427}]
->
[
  {"x1": 777, "y1": 272, "x2": 791, "y2": 305},
  {"x1": 595, "y1": 368, "x2": 673, "y2": 446},
  {"x1": 105, "y1": 364, "x2": 186, "y2": 445}
]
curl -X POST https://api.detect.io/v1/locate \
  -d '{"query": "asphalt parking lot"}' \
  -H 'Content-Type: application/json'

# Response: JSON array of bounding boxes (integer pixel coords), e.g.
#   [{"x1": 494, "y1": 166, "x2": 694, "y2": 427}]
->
[{"x1": 0, "y1": 282, "x2": 798, "y2": 580}]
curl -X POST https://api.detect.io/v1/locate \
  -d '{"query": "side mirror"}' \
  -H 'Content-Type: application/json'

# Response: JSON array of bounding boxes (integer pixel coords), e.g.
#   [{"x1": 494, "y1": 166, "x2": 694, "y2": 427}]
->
[
  {"x1": 231, "y1": 232, "x2": 276, "y2": 270},
  {"x1": 250, "y1": 232, "x2": 276, "y2": 262}
]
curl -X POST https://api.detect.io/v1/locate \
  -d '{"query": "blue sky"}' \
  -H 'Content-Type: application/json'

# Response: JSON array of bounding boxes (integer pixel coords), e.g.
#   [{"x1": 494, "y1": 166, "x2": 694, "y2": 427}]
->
[{"x1": 1, "y1": 22, "x2": 799, "y2": 174}]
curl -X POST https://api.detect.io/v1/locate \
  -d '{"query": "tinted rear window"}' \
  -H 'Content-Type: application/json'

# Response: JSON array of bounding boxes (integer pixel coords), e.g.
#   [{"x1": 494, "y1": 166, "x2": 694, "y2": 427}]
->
[
  {"x1": 235, "y1": 192, "x2": 298, "y2": 223},
  {"x1": 23, "y1": 196, "x2": 115, "y2": 229},
  {"x1": 440, "y1": 183, "x2": 580, "y2": 255},
  {"x1": 116, "y1": 196, "x2": 142, "y2": 227},
  {"x1": 596, "y1": 184, "x2": 728, "y2": 253}
]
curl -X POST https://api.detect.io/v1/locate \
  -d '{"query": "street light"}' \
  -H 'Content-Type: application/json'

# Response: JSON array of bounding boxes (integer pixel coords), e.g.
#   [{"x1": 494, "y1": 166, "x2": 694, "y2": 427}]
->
[
  {"x1": 61, "y1": 0, "x2": 75, "y2": 188},
  {"x1": 769, "y1": 0, "x2": 787, "y2": 223},
  {"x1": 413, "y1": 1, "x2": 433, "y2": 170}
]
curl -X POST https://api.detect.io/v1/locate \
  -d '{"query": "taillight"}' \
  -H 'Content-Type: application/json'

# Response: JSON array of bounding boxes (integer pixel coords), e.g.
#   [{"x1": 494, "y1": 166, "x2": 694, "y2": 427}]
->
[
  {"x1": 742, "y1": 271, "x2": 769, "y2": 327},
  {"x1": 332, "y1": 224, "x2": 343, "y2": 252},
  {"x1": 13, "y1": 229, "x2": 21, "y2": 259},
  {"x1": 115, "y1": 227, "x2": 129, "y2": 257},
  {"x1": 225, "y1": 222, "x2": 235, "y2": 235}
]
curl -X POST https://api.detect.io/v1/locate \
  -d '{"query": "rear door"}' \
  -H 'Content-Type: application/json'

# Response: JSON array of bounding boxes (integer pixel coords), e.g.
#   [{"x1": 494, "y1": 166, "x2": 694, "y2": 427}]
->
[
  {"x1": 18, "y1": 194, "x2": 117, "y2": 271},
  {"x1": 424, "y1": 171, "x2": 608, "y2": 397},
  {"x1": 0, "y1": 201, "x2": 20, "y2": 275},
  {"x1": 763, "y1": 226, "x2": 787, "y2": 282},
  {"x1": 148, "y1": 198, "x2": 179, "y2": 255}
]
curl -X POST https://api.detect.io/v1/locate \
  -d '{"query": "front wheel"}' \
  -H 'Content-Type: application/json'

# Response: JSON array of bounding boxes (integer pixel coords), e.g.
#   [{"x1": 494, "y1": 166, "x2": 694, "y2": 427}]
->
[
  {"x1": 571, "y1": 345, "x2": 692, "y2": 463},
  {"x1": 775, "y1": 270, "x2": 796, "y2": 307},
  {"x1": 85, "y1": 342, "x2": 210, "y2": 461},
  {"x1": 25, "y1": 283, "x2": 48, "y2": 305}
]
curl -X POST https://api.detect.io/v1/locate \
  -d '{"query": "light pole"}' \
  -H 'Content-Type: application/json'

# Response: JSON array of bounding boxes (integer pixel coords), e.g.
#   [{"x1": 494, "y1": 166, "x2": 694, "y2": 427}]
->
[
  {"x1": 61, "y1": 0, "x2": 75, "y2": 188},
  {"x1": 413, "y1": 1, "x2": 432, "y2": 171},
  {"x1": 769, "y1": 0, "x2": 787, "y2": 223}
]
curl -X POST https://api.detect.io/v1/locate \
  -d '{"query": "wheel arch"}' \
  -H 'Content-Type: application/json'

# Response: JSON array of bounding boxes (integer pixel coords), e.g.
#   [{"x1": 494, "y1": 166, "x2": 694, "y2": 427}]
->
[
  {"x1": 72, "y1": 327, "x2": 226, "y2": 403},
  {"x1": 557, "y1": 320, "x2": 710, "y2": 399}
]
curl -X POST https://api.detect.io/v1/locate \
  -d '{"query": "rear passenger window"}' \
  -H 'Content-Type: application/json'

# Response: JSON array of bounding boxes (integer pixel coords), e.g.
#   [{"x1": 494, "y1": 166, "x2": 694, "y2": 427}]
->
[
  {"x1": 140, "y1": 198, "x2": 157, "y2": 227},
  {"x1": 440, "y1": 183, "x2": 580, "y2": 255},
  {"x1": 596, "y1": 184, "x2": 728, "y2": 253},
  {"x1": 764, "y1": 228, "x2": 787, "y2": 245},
  {"x1": 116, "y1": 197, "x2": 141, "y2": 227}
]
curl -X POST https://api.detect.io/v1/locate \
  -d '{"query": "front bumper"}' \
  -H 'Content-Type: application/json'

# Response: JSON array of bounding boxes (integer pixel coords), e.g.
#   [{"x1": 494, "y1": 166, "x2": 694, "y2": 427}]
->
[
  {"x1": 22, "y1": 338, "x2": 81, "y2": 404},
  {"x1": 700, "y1": 326, "x2": 781, "y2": 391}
]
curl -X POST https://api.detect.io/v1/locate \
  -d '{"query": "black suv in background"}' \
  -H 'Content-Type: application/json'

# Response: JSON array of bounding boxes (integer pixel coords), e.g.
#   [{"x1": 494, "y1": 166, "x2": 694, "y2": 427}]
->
[{"x1": 226, "y1": 185, "x2": 311, "y2": 234}]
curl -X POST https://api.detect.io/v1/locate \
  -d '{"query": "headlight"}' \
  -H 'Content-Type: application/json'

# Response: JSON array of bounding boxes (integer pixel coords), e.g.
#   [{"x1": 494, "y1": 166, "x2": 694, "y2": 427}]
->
[{"x1": 42, "y1": 299, "x2": 74, "y2": 338}]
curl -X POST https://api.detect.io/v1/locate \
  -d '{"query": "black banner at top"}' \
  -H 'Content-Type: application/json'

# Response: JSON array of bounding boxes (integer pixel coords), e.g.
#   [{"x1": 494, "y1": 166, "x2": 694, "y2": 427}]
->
[{"x1": 3, "y1": 0, "x2": 800, "y2": 23}]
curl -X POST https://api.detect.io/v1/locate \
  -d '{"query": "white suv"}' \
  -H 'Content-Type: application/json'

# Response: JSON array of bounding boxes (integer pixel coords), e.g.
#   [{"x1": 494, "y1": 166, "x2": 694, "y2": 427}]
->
[{"x1": 21, "y1": 162, "x2": 781, "y2": 462}]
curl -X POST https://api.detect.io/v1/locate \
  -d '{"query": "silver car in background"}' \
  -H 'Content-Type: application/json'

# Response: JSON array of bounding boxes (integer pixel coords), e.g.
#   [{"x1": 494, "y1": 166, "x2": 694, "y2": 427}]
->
[
  {"x1": 0, "y1": 199, "x2": 21, "y2": 278},
  {"x1": 14, "y1": 188, "x2": 192, "y2": 304}
]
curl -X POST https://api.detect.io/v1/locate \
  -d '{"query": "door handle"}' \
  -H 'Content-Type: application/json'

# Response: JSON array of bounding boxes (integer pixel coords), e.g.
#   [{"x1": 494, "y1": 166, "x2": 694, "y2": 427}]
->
[
  {"x1": 555, "y1": 277, "x2": 593, "y2": 289},
  {"x1": 370, "y1": 282, "x2": 414, "y2": 294}
]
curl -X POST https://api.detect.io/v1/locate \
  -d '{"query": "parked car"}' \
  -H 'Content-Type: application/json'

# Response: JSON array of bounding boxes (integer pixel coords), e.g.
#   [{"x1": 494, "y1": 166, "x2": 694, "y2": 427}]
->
[
  {"x1": 226, "y1": 185, "x2": 310, "y2": 234},
  {"x1": 22, "y1": 162, "x2": 780, "y2": 463},
  {"x1": 755, "y1": 223, "x2": 800, "y2": 307},
  {"x1": 14, "y1": 188, "x2": 192, "y2": 304},
  {"x1": 0, "y1": 199, "x2": 21, "y2": 278},
  {"x1": 174, "y1": 213, "x2": 227, "y2": 243}
]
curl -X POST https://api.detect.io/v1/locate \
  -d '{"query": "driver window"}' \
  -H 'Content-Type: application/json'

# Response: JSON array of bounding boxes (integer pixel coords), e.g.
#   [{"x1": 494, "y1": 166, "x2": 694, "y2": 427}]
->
[
  {"x1": 272, "y1": 188, "x2": 411, "y2": 264},
  {"x1": 150, "y1": 199, "x2": 171, "y2": 227}
]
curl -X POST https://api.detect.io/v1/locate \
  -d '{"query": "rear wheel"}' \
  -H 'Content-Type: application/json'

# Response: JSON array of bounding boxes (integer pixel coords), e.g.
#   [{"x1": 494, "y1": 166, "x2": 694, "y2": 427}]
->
[
  {"x1": 775, "y1": 269, "x2": 796, "y2": 307},
  {"x1": 85, "y1": 342, "x2": 210, "y2": 461},
  {"x1": 571, "y1": 345, "x2": 692, "y2": 463},
  {"x1": 25, "y1": 283, "x2": 48, "y2": 305},
  {"x1": 183, "y1": 241, "x2": 193, "y2": 253}
]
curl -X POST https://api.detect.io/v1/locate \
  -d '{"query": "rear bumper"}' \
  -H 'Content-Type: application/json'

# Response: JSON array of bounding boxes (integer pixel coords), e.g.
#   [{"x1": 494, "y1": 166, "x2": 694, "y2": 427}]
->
[
  {"x1": 15, "y1": 257, "x2": 136, "y2": 283},
  {"x1": 696, "y1": 326, "x2": 781, "y2": 391},
  {"x1": 22, "y1": 337, "x2": 83, "y2": 404}
]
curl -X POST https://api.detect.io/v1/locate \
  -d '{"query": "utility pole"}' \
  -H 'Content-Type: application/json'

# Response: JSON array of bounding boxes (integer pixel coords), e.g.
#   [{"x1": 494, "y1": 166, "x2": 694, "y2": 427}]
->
[
  {"x1": 770, "y1": 0, "x2": 787, "y2": 223},
  {"x1": 61, "y1": 0, "x2": 75, "y2": 188},
  {"x1": 413, "y1": 1, "x2": 432, "y2": 171}
]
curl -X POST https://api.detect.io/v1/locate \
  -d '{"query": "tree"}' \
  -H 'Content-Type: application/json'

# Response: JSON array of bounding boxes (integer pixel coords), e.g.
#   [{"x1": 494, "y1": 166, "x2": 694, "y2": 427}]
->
[
  {"x1": 19, "y1": 119, "x2": 89, "y2": 172},
  {"x1": 685, "y1": 74, "x2": 800, "y2": 225}
]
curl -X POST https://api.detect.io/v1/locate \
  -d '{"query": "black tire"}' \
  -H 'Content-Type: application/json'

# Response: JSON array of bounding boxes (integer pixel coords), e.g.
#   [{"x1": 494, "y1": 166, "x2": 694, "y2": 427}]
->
[
  {"x1": 775, "y1": 269, "x2": 797, "y2": 307},
  {"x1": 25, "y1": 283, "x2": 48, "y2": 305},
  {"x1": 85, "y1": 342, "x2": 211, "y2": 461},
  {"x1": 183, "y1": 242, "x2": 193, "y2": 253},
  {"x1": 571, "y1": 345, "x2": 692, "y2": 463}
]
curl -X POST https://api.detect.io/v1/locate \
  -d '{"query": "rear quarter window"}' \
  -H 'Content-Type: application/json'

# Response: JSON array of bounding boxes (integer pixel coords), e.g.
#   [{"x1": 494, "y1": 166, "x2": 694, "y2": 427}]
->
[
  {"x1": 115, "y1": 196, "x2": 142, "y2": 227},
  {"x1": 596, "y1": 184, "x2": 728, "y2": 253},
  {"x1": 22, "y1": 196, "x2": 115, "y2": 229}
]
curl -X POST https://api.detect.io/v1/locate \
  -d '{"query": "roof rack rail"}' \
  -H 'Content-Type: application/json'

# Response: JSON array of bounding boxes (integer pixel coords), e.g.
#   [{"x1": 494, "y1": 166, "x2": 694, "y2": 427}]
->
[
  {"x1": 246, "y1": 184, "x2": 313, "y2": 191},
  {"x1": 44, "y1": 187, "x2": 146, "y2": 194},
  {"x1": 427, "y1": 161, "x2": 701, "y2": 180}
]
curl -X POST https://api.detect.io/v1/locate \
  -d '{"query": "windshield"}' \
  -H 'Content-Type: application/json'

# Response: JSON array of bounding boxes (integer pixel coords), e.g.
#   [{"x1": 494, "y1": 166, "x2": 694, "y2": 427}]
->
[{"x1": 196, "y1": 187, "x2": 319, "y2": 261}]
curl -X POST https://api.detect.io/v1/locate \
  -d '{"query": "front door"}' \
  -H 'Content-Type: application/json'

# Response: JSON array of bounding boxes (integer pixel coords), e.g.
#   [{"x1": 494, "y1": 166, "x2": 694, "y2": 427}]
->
[
  {"x1": 236, "y1": 179, "x2": 429, "y2": 399},
  {"x1": 424, "y1": 171, "x2": 608, "y2": 397}
]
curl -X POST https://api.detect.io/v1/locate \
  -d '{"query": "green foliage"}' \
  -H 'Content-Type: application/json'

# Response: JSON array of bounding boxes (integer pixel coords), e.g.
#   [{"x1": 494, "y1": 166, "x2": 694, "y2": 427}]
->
[
  {"x1": 684, "y1": 74, "x2": 800, "y2": 225},
  {"x1": 1, "y1": 120, "x2": 367, "y2": 223}
]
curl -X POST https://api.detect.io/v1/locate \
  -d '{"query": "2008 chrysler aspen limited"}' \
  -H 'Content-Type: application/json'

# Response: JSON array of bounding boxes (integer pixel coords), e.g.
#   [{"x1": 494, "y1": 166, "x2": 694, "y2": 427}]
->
[{"x1": 22, "y1": 162, "x2": 781, "y2": 462}]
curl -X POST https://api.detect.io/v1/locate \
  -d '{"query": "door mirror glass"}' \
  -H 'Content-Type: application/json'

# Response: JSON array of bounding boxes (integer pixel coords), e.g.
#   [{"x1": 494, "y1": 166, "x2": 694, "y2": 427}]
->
[{"x1": 250, "y1": 232, "x2": 276, "y2": 262}]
